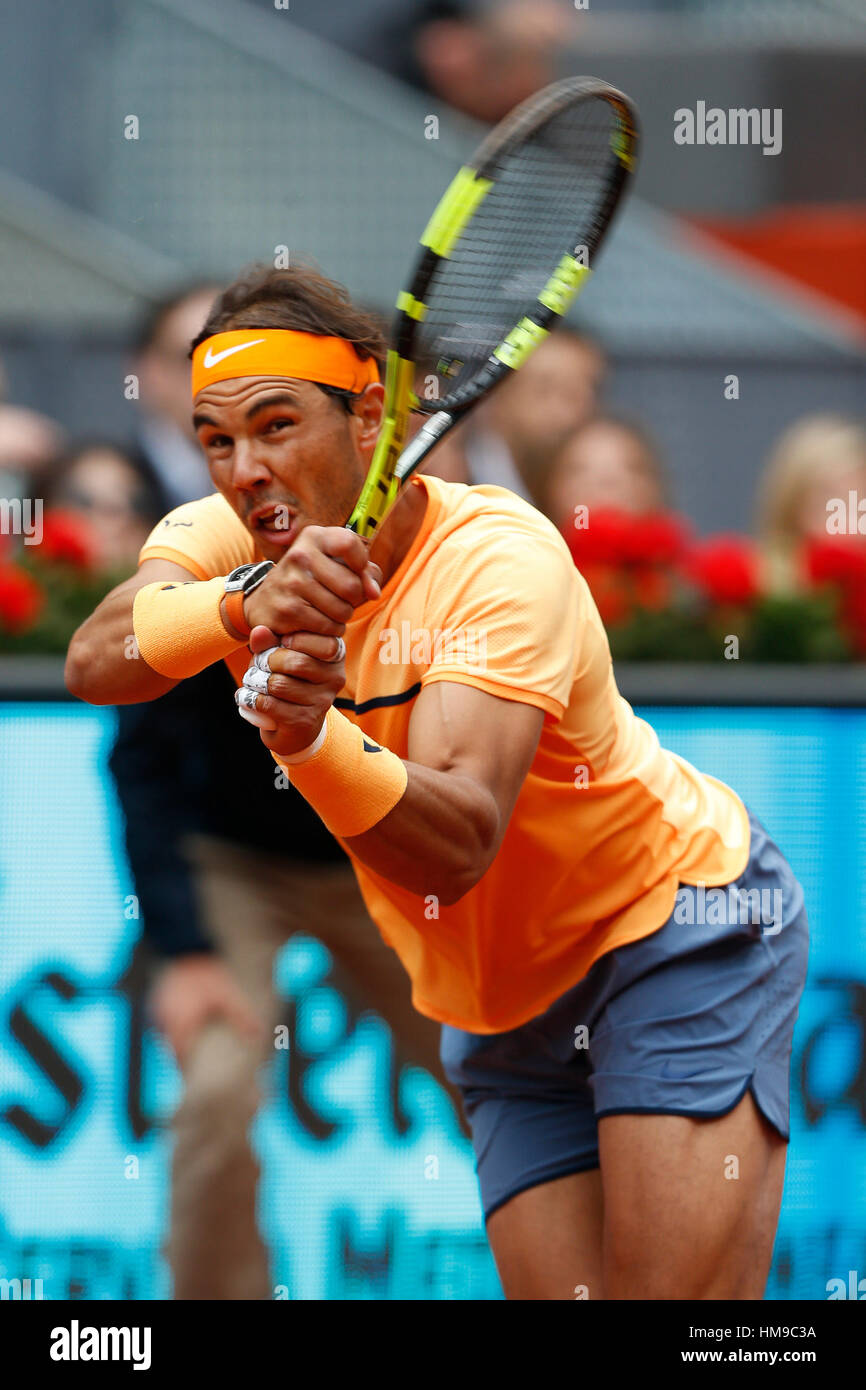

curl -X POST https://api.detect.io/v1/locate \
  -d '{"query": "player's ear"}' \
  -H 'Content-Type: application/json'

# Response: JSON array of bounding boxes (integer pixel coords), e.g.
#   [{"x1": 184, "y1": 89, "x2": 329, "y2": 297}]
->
[{"x1": 350, "y1": 381, "x2": 385, "y2": 455}]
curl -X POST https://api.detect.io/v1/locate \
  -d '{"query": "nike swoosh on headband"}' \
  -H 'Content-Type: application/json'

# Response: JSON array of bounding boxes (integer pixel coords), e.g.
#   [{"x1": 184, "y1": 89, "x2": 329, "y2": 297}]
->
[{"x1": 202, "y1": 339, "x2": 267, "y2": 368}]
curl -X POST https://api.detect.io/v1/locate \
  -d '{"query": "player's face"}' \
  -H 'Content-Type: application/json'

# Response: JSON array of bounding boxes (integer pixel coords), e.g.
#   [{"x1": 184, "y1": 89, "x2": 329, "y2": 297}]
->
[{"x1": 192, "y1": 375, "x2": 382, "y2": 561}]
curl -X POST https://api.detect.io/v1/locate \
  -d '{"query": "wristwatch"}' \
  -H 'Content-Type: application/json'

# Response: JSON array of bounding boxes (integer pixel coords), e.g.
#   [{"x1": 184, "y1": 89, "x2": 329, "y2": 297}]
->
[{"x1": 223, "y1": 561, "x2": 274, "y2": 638}]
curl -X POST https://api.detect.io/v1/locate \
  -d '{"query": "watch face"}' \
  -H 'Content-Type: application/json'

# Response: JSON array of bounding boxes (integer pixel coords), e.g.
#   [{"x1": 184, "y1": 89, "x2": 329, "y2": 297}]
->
[
  {"x1": 225, "y1": 564, "x2": 255, "y2": 592},
  {"x1": 226, "y1": 561, "x2": 273, "y2": 594},
  {"x1": 244, "y1": 562, "x2": 274, "y2": 593}
]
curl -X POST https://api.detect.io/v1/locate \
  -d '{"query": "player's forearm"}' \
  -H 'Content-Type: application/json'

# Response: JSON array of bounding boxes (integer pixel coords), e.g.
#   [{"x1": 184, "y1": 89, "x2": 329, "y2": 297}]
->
[
  {"x1": 346, "y1": 760, "x2": 501, "y2": 905},
  {"x1": 65, "y1": 583, "x2": 178, "y2": 705},
  {"x1": 274, "y1": 708, "x2": 502, "y2": 905},
  {"x1": 67, "y1": 562, "x2": 250, "y2": 706}
]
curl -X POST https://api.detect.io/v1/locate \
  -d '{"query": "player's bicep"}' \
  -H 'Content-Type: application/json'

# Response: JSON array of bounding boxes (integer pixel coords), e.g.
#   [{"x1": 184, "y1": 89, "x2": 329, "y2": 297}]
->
[
  {"x1": 131, "y1": 557, "x2": 203, "y2": 591},
  {"x1": 408, "y1": 679, "x2": 543, "y2": 832}
]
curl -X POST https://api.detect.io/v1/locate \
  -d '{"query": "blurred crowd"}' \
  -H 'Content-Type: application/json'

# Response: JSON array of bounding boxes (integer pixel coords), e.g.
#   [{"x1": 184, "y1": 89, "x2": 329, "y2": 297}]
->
[
  {"x1": 257, "y1": 0, "x2": 576, "y2": 125},
  {"x1": 1, "y1": 281, "x2": 865, "y2": 612},
  {"x1": 4, "y1": 0, "x2": 863, "y2": 614}
]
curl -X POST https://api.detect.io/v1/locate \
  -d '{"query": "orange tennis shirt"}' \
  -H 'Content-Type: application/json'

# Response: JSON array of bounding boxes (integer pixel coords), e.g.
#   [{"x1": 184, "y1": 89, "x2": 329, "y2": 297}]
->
[{"x1": 140, "y1": 475, "x2": 751, "y2": 1033}]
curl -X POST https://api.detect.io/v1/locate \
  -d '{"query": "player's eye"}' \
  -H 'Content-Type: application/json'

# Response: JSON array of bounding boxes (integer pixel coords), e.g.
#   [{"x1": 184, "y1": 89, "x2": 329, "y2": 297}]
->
[
  {"x1": 205, "y1": 433, "x2": 232, "y2": 450},
  {"x1": 264, "y1": 417, "x2": 295, "y2": 433}
]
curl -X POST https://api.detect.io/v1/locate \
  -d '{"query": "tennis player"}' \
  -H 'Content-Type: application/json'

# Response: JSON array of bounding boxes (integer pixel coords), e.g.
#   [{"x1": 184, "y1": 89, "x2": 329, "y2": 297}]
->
[{"x1": 67, "y1": 265, "x2": 808, "y2": 1301}]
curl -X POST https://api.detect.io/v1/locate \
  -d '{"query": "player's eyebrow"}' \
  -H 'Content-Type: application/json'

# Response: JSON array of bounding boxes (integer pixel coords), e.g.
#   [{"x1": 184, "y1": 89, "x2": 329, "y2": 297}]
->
[
  {"x1": 192, "y1": 391, "x2": 304, "y2": 431},
  {"x1": 245, "y1": 391, "x2": 303, "y2": 419}
]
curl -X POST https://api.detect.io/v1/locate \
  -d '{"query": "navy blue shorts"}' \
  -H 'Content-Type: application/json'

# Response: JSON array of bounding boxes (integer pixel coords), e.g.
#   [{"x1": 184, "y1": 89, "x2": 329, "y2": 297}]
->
[{"x1": 440, "y1": 808, "x2": 809, "y2": 1221}]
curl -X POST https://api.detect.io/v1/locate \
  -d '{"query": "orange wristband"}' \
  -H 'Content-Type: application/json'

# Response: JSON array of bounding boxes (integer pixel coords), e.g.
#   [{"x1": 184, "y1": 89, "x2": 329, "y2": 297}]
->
[
  {"x1": 133, "y1": 578, "x2": 246, "y2": 679},
  {"x1": 274, "y1": 707, "x2": 408, "y2": 839}
]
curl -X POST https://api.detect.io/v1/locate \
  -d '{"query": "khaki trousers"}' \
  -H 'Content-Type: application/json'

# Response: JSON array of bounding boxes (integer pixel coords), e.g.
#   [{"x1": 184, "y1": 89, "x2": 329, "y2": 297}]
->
[{"x1": 163, "y1": 834, "x2": 462, "y2": 1299}]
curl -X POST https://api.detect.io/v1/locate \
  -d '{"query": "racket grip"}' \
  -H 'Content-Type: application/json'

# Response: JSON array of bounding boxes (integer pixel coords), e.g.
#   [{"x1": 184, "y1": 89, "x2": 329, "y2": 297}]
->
[{"x1": 395, "y1": 410, "x2": 453, "y2": 484}]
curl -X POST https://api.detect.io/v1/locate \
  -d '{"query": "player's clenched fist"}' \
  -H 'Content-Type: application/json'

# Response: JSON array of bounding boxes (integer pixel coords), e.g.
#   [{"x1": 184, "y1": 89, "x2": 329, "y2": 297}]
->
[
  {"x1": 236, "y1": 627, "x2": 346, "y2": 757},
  {"x1": 244, "y1": 525, "x2": 382, "y2": 637}
]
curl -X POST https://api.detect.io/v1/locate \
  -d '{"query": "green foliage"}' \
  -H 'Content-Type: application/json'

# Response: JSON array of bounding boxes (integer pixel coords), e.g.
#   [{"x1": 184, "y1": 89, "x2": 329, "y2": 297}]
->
[
  {"x1": 0, "y1": 560, "x2": 120, "y2": 655},
  {"x1": 606, "y1": 591, "x2": 853, "y2": 663}
]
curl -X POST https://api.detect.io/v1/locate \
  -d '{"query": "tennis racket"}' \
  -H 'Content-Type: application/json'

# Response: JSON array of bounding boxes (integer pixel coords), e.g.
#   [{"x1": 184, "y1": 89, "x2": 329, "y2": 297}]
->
[
  {"x1": 238, "y1": 76, "x2": 637, "y2": 731},
  {"x1": 345, "y1": 74, "x2": 639, "y2": 540}
]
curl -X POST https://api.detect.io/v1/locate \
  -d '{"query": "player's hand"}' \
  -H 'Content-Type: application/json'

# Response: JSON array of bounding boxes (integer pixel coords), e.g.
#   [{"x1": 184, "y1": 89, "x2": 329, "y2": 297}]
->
[
  {"x1": 244, "y1": 526, "x2": 382, "y2": 636},
  {"x1": 148, "y1": 954, "x2": 264, "y2": 1068},
  {"x1": 236, "y1": 625, "x2": 346, "y2": 758}
]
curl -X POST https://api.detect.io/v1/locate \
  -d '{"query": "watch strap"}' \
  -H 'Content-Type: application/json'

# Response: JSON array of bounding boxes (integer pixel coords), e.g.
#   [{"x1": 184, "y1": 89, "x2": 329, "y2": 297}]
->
[{"x1": 223, "y1": 585, "x2": 251, "y2": 639}]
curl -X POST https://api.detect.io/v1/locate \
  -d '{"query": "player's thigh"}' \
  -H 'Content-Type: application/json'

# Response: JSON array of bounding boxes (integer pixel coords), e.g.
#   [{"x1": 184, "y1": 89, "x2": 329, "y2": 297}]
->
[
  {"x1": 487, "y1": 1167, "x2": 605, "y2": 1301},
  {"x1": 599, "y1": 1090, "x2": 787, "y2": 1299}
]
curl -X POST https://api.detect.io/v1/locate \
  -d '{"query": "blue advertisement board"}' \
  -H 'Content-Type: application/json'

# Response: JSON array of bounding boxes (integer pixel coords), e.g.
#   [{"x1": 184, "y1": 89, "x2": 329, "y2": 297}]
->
[{"x1": 0, "y1": 702, "x2": 864, "y2": 1300}]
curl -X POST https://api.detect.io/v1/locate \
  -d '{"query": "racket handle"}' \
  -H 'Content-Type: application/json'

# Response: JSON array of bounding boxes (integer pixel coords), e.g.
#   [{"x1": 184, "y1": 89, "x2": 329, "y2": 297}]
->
[{"x1": 395, "y1": 410, "x2": 453, "y2": 484}]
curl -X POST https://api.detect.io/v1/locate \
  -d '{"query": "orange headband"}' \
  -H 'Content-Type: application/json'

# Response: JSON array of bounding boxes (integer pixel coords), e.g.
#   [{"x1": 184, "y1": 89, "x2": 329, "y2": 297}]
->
[{"x1": 191, "y1": 329, "x2": 380, "y2": 398}]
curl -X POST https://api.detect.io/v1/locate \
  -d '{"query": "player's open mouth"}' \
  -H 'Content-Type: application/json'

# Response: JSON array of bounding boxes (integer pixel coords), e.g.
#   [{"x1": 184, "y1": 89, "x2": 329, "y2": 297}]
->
[{"x1": 249, "y1": 503, "x2": 298, "y2": 546}]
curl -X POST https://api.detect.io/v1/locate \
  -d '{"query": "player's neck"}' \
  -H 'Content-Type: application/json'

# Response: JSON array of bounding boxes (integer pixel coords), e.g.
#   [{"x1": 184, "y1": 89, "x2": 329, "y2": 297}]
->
[{"x1": 369, "y1": 482, "x2": 428, "y2": 586}]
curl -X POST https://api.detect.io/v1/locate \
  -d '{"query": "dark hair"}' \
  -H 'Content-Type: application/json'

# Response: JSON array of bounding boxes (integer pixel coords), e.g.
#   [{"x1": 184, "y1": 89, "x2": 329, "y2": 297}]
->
[
  {"x1": 134, "y1": 282, "x2": 222, "y2": 356},
  {"x1": 190, "y1": 262, "x2": 388, "y2": 413}
]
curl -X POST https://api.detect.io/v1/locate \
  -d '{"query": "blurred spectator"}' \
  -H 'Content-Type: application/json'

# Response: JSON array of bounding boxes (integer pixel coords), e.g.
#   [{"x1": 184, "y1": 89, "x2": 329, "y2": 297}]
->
[
  {"x1": 272, "y1": 0, "x2": 572, "y2": 121},
  {"x1": 426, "y1": 329, "x2": 606, "y2": 503},
  {"x1": 418, "y1": 0, "x2": 573, "y2": 122},
  {"x1": 0, "y1": 355, "x2": 65, "y2": 497},
  {"x1": 756, "y1": 413, "x2": 866, "y2": 592},
  {"x1": 39, "y1": 441, "x2": 157, "y2": 572},
  {"x1": 130, "y1": 284, "x2": 222, "y2": 511},
  {"x1": 543, "y1": 414, "x2": 670, "y2": 531}
]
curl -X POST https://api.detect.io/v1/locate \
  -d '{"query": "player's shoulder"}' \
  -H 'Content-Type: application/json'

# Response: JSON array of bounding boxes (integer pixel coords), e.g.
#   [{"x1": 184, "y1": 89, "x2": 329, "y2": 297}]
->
[
  {"x1": 153, "y1": 491, "x2": 244, "y2": 536},
  {"x1": 139, "y1": 491, "x2": 255, "y2": 578},
  {"x1": 419, "y1": 474, "x2": 574, "y2": 569}
]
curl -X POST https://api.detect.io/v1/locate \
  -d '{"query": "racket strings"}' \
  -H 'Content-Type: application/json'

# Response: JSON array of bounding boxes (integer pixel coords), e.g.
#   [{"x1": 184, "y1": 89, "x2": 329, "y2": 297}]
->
[{"x1": 415, "y1": 98, "x2": 621, "y2": 410}]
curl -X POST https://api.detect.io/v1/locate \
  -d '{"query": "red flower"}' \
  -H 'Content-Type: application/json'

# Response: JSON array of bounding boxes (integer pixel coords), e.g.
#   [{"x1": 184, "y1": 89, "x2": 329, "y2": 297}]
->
[
  {"x1": 0, "y1": 563, "x2": 43, "y2": 632},
  {"x1": 38, "y1": 509, "x2": 96, "y2": 570},
  {"x1": 804, "y1": 537, "x2": 866, "y2": 591},
  {"x1": 625, "y1": 513, "x2": 688, "y2": 567},
  {"x1": 632, "y1": 567, "x2": 672, "y2": 612},
  {"x1": 566, "y1": 507, "x2": 633, "y2": 566},
  {"x1": 580, "y1": 562, "x2": 632, "y2": 627},
  {"x1": 839, "y1": 586, "x2": 866, "y2": 656},
  {"x1": 686, "y1": 536, "x2": 760, "y2": 607},
  {"x1": 565, "y1": 508, "x2": 688, "y2": 570}
]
